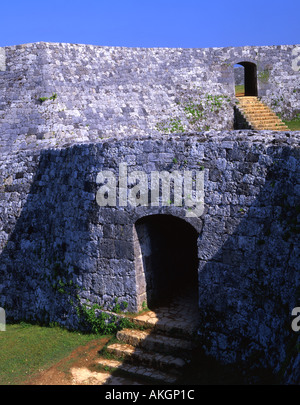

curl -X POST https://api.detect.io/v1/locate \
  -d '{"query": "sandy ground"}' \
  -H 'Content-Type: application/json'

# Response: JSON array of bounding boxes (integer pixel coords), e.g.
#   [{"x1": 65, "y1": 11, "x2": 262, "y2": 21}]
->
[
  {"x1": 25, "y1": 337, "x2": 143, "y2": 385},
  {"x1": 25, "y1": 337, "x2": 111, "y2": 385}
]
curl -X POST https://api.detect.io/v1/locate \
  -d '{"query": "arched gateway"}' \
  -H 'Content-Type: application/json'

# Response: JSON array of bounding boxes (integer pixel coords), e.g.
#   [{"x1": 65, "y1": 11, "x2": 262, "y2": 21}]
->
[
  {"x1": 234, "y1": 61, "x2": 258, "y2": 97},
  {"x1": 133, "y1": 214, "x2": 199, "y2": 311}
]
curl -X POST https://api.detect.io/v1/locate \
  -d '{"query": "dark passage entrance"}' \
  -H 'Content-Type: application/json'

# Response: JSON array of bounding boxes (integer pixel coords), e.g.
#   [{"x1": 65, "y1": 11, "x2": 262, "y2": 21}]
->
[
  {"x1": 234, "y1": 62, "x2": 258, "y2": 97},
  {"x1": 135, "y1": 215, "x2": 199, "y2": 309}
]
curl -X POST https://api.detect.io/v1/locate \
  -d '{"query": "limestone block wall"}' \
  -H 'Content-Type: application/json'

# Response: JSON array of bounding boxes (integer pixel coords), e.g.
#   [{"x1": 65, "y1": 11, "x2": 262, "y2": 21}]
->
[
  {"x1": 0, "y1": 42, "x2": 299, "y2": 157},
  {"x1": 0, "y1": 42, "x2": 234, "y2": 157},
  {"x1": 253, "y1": 45, "x2": 300, "y2": 120},
  {"x1": 0, "y1": 48, "x2": 5, "y2": 71},
  {"x1": 0, "y1": 130, "x2": 299, "y2": 379},
  {"x1": 234, "y1": 65, "x2": 244, "y2": 86},
  {"x1": 0, "y1": 40, "x2": 299, "y2": 380}
]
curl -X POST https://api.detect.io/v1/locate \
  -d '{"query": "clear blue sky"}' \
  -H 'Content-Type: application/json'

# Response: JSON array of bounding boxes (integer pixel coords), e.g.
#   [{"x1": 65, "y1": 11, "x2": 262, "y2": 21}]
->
[{"x1": 0, "y1": 0, "x2": 299, "y2": 48}]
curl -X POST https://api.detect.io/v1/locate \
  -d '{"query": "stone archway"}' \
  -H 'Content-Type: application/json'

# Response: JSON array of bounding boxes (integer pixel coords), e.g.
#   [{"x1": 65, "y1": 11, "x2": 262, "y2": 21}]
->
[
  {"x1": 134, "y1": 214, "x2": 199, "y2": 311},
  {"x1": 234, "y1": 61, "x2": 258, "y2": 97}
]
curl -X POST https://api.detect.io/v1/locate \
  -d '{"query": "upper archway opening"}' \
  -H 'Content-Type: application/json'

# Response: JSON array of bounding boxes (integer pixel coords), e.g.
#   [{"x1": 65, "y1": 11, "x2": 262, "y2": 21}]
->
[{"x1": 234, "y1": 62, "x2": 258, "y2": 97}]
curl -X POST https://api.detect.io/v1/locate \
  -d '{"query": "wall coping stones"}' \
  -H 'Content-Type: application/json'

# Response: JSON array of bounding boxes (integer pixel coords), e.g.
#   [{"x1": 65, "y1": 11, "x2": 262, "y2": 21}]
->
[
  {"x1": 1, "y1": 130, "x2": 299, "y2": 163},
  {"x1": 0, "y1": 48, "x2": 5, "y2": 71},
  {"x1": 2, "y1": 41, "x2": 300, "y2": 52}
]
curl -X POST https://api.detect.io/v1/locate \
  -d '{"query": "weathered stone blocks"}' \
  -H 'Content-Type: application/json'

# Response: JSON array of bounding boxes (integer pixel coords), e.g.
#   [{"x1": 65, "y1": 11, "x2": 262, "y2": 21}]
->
[
  {"x1": 0, "y1": 132, "x2": 298, "y2": 380},
  {"x1": 1, "y1": 42, "x2": 300, "y2": 156},
  {"x1": 0, "y1": 40, "x2": 299, "y2": 382}
]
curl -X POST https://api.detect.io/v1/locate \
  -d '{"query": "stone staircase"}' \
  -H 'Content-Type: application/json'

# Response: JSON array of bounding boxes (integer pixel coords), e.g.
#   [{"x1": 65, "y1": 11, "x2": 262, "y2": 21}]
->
[
  {"x1": 236, "y1": 96, "x2": 289, "y2": 131},
  {"x1": 96, "y1": 326, "x2": 197, "y2": 384},
  {"x1": 67, "y1": 293, "x2": 200, "y2": 385},
  {"x1": 91, "y1": 295, "x2": 200, "y2": 385}
]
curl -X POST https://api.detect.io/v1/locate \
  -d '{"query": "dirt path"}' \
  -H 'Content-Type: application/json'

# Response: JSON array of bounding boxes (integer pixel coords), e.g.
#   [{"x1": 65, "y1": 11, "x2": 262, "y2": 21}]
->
[{"x1": 25, "y1": 337, "x2": 111, "y2": 385}]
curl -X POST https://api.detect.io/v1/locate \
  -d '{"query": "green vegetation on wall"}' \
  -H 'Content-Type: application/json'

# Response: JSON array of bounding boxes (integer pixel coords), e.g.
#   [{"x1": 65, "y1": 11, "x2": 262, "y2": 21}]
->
[
  {"x1": 258, "y1": 70, "x2": 270, "y2": 83},
  {"x1": 38, "y1": 93, "x2": 58, "y2": 103},
  {"x1": 155, "y1": 86, "x2": 233, "y2": 133}
]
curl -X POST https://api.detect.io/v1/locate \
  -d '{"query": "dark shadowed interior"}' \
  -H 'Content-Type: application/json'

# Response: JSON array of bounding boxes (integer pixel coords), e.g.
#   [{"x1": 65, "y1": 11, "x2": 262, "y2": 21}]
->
[
  {"x1": 135, "y1": 215, "x2": 199, "y2": 309},
  {"x1": 235, "y1": 61, "x2": 258, "y2": 96}
]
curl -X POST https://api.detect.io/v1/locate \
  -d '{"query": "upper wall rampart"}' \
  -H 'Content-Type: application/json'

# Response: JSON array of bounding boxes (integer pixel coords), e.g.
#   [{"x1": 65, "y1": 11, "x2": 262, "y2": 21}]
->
[{"x1": 0, "y1": 42, "x2": 299, "y2": 156}]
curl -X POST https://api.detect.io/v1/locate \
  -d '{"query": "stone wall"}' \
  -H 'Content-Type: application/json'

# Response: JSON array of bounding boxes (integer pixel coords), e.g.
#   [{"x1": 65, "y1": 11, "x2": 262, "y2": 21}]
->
[
  {"x1": 0, "y1": 41, "x2": 299, "y2": 381},
  {"x1": 234, "y1": 65, "x2": 244, "y2": 86},
  {"x1": 256, "y1": 45, "x2": 300, "y2": 120},
  {"x1": 0, "y1": 42, "x2": 299, "y2": 157},
  {"x1": 0, "y1": 130, "x2": 299, "y2": 381},
  {"x1": 0, "y1": 48, "x2": 5, "y2": 72}
]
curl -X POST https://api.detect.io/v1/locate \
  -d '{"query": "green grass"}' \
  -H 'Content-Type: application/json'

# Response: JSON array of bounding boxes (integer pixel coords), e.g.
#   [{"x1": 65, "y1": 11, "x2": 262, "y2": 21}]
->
[
  {"x1": 0, "y1": 322, "x2": 105, "y2": 385},
  {"x1": 284, "y1": 118, "x2": 300, "y2": 130},
  {"x1": 235, "y1": 85, "x2": 245, "y2": 95}
]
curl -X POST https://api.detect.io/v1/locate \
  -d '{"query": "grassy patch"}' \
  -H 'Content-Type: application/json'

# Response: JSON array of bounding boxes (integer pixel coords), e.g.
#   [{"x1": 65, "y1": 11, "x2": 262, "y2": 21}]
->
[
  {"x1": 0, "y1": 322, "x2": 106, "y2": 385},
  {"x1": 284, "y1": 117, "x2": 300, "y2": 130},
  {"x1": 235, "y1": 85, "x2": 244, "y2": 96}
]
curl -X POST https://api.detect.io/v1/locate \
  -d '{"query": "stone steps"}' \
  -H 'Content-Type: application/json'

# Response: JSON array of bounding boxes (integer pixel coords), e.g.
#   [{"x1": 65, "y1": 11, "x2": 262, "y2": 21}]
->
[
  {"x1": 95, "y1": 327, "x2": 195, "y2": 384},
  {"x1": 116, "y1": 328, "x2": 195, "y2": 356},
  {"x1": 95, "y1": 357, "x2": 178, "y2": 384},
  {"x1": 131, "y1": 311, "x2": 197, "y2": 337},
  {"x1": 236, "y1": 96, "x2": 289, "y2": 131},
  {"x1": 71, "y1": 295, "x2": 200, "y2": 385},
  {"x1": 244, "y1": 112, "x2": 280, "y2": 118},
  {"x1": 90, "y1": 298, "x2": 199, "y2": 385},
  {"x1": 251, "y1": 120, "x2": 287, "y2": 126},
  {"x1": 69, "y1": 317, "x2": 197, "y2": 385},
  {"x1": 246, "y1": 121, "x2": 287, "y2": 128},
  {"x1": 244, "y1": 112, "x2": 276, "y2": 117},
  {"x1": 242, "y1": 109, "x2": 276, "y2": 115},
  {"x1": 244, "y1": 117, "x2": 283, "y2": 123},
  {"x1": 106, "y1": 342, "x2": 187, "y2": 372},
  {"x1": 94, "y1": 326, "x2": 194, "y2": 384}
]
